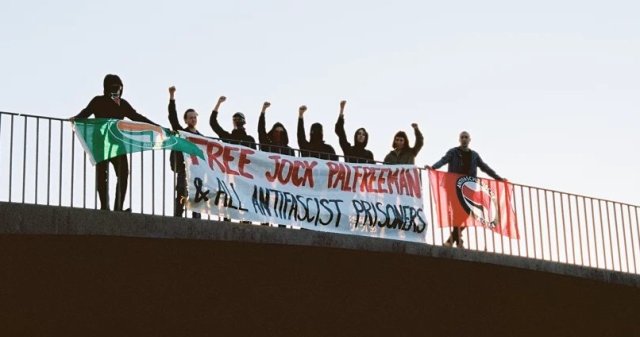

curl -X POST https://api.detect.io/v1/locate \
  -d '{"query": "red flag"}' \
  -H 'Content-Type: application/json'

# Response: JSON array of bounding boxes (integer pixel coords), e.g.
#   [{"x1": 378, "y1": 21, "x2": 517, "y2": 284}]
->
[{"x1": 428, "y1": 170, "x2": 519, "y2": 239}]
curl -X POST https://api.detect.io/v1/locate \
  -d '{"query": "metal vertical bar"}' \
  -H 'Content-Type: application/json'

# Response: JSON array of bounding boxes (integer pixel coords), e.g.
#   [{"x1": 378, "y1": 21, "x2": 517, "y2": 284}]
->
[
  {"x1": 22, "y1": 116, "x2": 28, "y2": 203},
  {"x1": 575, "y1": 196, "x2": 584, "y2": 266},
  {"x1": 543, "y1": 190, "x2": 552, "y2": 262},
  {"x1": 553, "y1": 192, "x2": 560, "y2": 263},
  {"x1": 536, "y1": 189, "x2": 543, "y2": 260},
  {"x1": 129, "y1": 153, "x2": 133, "y2": 211},
  {"x1": 567, "y1": 195, "x2": 576, "y2": 264},
  {"x1": 590, "y1": 199, "x2": 598, "y2": 269},
  {"x1": 152, "y1": 150, "x2": 155, "y2": 214},
  {"x1": 627, "y1": 205, "x2": 637, "y2": 274},
  {"x1": 47, "y1": 119, "x2": 52, "y2": 205},
  {"x1": 141, "y1": 152, "x2": 144, "y2": 213},
  {"x1": 559, "y1": 194, "x2": 568, "y2": 263},
  {"x1": 163, "y1": 150, "x2": 166, "y2": 216},
  {"x1": 35, "y1": 118, "x2": 40, "y2": 204},
  {"x1": 70, "y1": 127, "x2": 75, "y2": 207},
  {"x1": 9, "y1": 115, "x2": 15, "y2": 202},
  {"x1": 598, "y1": 200, "x2": 607, "y2": 269},
  {"x1": 610, "y1": 202, "x2": 622, "y2": 271},
  {"x1": 83, "y1": 152, "x2": 87, "y2": 208},
  {"x1": 605, "y1": 202, "x2": 615, "y2": 270},
  {"x1": 519, "y1": 186, "x2": 528, "y2": 257},
  {"x1": 528, "y1": 187, "x2": 536, "y2": 259},
  {"x1": 58, "y1": 121, "x2": 63, "y2": 206},
  {"x1": 617, "y1": 204, "x2": 629, "y2": 272},
  {"x1": 582, "y1": 197, "x2": 591, "y2": 267},
  {"x1": 635, "y1": 207, "x2": 640, "y2": 273}
]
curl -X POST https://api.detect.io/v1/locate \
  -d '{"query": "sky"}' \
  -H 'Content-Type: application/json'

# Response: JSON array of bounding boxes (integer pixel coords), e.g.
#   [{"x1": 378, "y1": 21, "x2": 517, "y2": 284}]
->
[{"x1": 1, "y1": 0, "x2": 639, "y2": 205}]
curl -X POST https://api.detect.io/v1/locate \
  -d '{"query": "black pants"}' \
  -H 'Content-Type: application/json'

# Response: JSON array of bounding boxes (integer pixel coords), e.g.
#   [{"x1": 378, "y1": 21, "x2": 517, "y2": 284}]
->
[
  {"x1": 96, "y1": 155, "x2": 128, "y2": 211},
  {"x1": 175, "y1": 170, "x2": 201, "y2": 219}
]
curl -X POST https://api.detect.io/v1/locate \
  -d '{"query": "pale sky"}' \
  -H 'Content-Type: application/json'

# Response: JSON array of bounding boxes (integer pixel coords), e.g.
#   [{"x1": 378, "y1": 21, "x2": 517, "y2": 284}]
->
[{"x1": 2, "y1": 0, "x2": 639, "y2": 205}]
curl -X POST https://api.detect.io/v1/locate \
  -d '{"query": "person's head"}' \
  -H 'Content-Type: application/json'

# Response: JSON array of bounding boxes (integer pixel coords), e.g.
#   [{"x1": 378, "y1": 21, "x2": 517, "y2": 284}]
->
[
  {"x1": 354, "y1": 128, "x2": 369, "y2": 148},
  {"x1": 459, "y1": 131, "x2": 471, "y2": 148},
  {"x1": 310, "y1": 123, "x2": 324, "y2": 143},
  {"x1": 392, "y1": 131, "x2": 409, "y2": 150},
  {"x1": 183, "y1": 109, "x2": 198, "y2": 129},
  {"x1": 269, "y1": 122, "x2": 289, "y2": 145},
  {"x1": 103, "y1": 74, "x2": 123, "y2": 99},
  {"x1": 232, "y1": 112, "x2": 246, "y2": 128}
]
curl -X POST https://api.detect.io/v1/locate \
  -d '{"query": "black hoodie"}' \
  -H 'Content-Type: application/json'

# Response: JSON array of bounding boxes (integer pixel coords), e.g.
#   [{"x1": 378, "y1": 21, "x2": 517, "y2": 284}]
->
[
  {"x1": 74, "y1": 74, "x2": 156, "y2": 125},
  {"x1": 297, "y1": 117, "x2": 338, "y2": 161},
  {"x1": 258, "y1": 113, "x2": 295, "y2": 156},
  {"x1": 168, "y1": 99, "x2": 203, "y2": 173},
  {"x1": 209, "y1": 110, "x2": 257, "y2": 149},
  {"x1": 335, "y1": 115, "x2": 375, "y2": 164}
]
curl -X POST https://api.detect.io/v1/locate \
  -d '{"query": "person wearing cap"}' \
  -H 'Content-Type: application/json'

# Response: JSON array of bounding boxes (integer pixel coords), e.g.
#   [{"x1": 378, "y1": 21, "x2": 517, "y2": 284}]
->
[
  {"x1": 70, "y1": 74, "x2": 158, "y2": 212},
  {"x1": 209, "y1": 96, "x2": 257, "y2": 149},
  {"x1": 168, "y1": 86, "x2": 202, "y2": 219},
  {"x1": 297, "y1": 105, "x2": 338, "y2": 161}
]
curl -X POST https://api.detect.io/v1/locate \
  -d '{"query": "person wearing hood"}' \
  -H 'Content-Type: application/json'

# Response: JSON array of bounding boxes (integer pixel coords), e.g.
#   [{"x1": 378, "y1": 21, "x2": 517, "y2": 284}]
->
[
  {"x1": 334, "y1": 100, "x2": 375, "y2": 164},
  {"x1": 209, "y1": 96, "x2": 256, "y2": 149},
  {"x1": 70, "y1": 74, "x2": 158, "y2": 212},
  {"x1": 297, "y1": 105, "x2": 338, "y2": 161},
  {"x1": 258, "y1": 101, "x2": 295, "y2": 156},
  {"x1": 383, "y1": 123, "x2": 424, "y2": 165},
  {"x1": 168, "y1": 86, "x2": 202, "y2": 219}
]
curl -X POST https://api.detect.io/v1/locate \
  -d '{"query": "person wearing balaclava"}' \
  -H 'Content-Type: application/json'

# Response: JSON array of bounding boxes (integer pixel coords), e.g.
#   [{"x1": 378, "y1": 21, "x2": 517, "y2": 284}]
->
[
  {"x1": 209, "y1": 96, "x2": 256, "y2": 149},
  {"x1": 258, "y1": 101, "x2": 295, "y2": 156},
  {"x1": 297, "y1": 105, "x2": 338, "y2": 161},
  {"x1": 383, "y1": 123, "x2": 424, "y2": 165},
  {"x1": 70, "y1": 74, "x2": 158, "y2": 212},
  {"x1": 334, "y1": 100, "x2": 375, "y2": 164},
  {"x1": 167, "y1": 86, "x2": 202, "y2": 219}
]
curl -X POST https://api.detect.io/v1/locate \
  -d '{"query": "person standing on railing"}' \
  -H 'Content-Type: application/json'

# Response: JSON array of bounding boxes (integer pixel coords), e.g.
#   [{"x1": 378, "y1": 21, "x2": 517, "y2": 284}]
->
[
  {"x1": 383, "y1": 124, "x2": 424, "y2": 165},
  {"x1": 297, "y1": 105, "x2": 338, "y2": 161},
  {"x1": 168, "y1": 86, "x2": 202, "y2": 219},
  {"x1": 209, "y1": 96, "x2": 257, "y2": 149},
  {"x1": 70, "y1": 74, "x2": 158, "y2": 212},
  {"x1": 426, "y1": 131, "x2": 506, "y2": 248},
  {"x1": 334, "y1": 100, "x2": 375, "y2": 164},
  {"x1": 257, "y1": 101, "x2": 295, "y2": 156}
]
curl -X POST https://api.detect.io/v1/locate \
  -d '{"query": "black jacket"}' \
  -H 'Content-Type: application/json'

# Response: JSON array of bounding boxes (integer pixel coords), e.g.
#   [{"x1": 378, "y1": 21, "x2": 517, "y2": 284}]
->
[
  {"x1": 297, "y1": 117, "x2": 338, "y2": 161},
  {"x1": 334, "y1": 115, "x2": 375, "y2": 164},
  {"x1": 210, "y1": 110, "x2": 257, "y2": 149},
  {"x1": 432, "y1": 147, "x2": 501, "y2": 179},
  {"x1": 258, "y1": 113, "x2": 295, "y2": 156},
  {"x1": 168, "y1": 99, "x2": 203, "y2": 172},
  {"x1": 74, "y1": 95, "x2": 155, "y2": 125}
]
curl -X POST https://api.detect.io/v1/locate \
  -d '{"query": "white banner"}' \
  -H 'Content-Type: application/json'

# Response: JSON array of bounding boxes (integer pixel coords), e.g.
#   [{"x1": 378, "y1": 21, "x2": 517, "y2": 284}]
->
[{"x1": 182, "y1": 133, "x2": 429, "y2": 243}]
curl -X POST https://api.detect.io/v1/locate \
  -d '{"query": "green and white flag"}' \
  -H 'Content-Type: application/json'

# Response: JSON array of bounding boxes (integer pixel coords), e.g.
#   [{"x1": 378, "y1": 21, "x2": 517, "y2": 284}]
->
[{"x1": 72, "y1": 118, "x2": 205, "y2": 165}]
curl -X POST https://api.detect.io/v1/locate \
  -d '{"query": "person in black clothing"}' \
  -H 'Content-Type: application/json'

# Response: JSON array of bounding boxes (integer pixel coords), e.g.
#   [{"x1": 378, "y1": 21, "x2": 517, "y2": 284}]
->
[
  {"x1": 258, "y1": 101, "x2": 295, "y2": 156},
  {"x1": 168, "y1": 86, "x2": 202, "y2": 219},
  {"x1": 383, "y1": 124, "x2": 424, "y2": 165},
  {"x1": 426, "y1": 131, "x2": 506, "y2": 248},
  {"x1": 70, "y1": 74, "x2": 157, "y2": 211},
  {"x1": 334, "y1": 100, "x2": 375, "y2": 164},
  {"x1": 209, "y1": 96, "x2": 256, "y2": 149},
  {"x1": 297, "y1": 105, "x2": 338, "y2": 161}
]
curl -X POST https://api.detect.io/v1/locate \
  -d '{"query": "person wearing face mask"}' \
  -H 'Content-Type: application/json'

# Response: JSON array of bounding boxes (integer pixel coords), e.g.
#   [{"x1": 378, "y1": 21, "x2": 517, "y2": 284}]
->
[
  {"x1": 168, "y1": 86, "x2": 202, "y2": 219},
  {"x1": 297, "y1": 105, "x2": 338, "y2": 161},
  {"x1": 334, "y1": 100, "x2": 375, "y2": 164},
  {"x1": 70, "y1": 74, "x2": 158, "y2": 212},
  {"x1": 426, "y1": 131, "x2": 506, "y2": 248},
  {"x1": 257, "y1": 101, "x2": 295, "y2": 156},
  {"x1": 209, "y1": 96, "x2": 257, "y2": 149},
  {"x1": 383, "y1": 123, "x2": 424, "y2": 165}
]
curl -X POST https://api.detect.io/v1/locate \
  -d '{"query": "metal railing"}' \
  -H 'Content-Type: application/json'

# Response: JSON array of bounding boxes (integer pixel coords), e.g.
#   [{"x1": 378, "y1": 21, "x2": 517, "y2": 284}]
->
[{"x1": 1, "y1": 111, "x2": 638, "y2": 274}]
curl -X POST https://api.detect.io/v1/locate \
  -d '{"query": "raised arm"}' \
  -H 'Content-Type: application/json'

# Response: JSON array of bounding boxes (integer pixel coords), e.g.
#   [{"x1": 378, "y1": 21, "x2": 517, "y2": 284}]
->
[
  {"x1": 411, "y1": 123, "x2": 424, "y2": 156},
  {"x1": 297, "y1": 105, "x2": 309, "y2": 149},
  {"x1": 334, "y1": 100, "x2": 351, "y2": 154},
  {"x1": 167, "y1": 86, "x2": 183, "y2": 131},
  {"x1": 209, "y1": 96, "x2": 231, "y2": 140},
  {"x1": 258, "y1": 101, "x2": 270, "y2": 145}
]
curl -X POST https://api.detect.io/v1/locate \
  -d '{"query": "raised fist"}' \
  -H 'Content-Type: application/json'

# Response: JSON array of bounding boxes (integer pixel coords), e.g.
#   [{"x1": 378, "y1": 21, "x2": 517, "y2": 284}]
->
[
  {"x1": 340, "y1": 100, "x2": 346, "y2": 114},
  {"x1": 411, "y1": 123, "x2": 418, "y2": 129},
  {"x1": 262, "y1": 101, "x2": 271, "y2": 112},
  {"x1": 299, "y1": 105, "x2": 307, "y2": 116},
  {"x1": 169, "y1": 86, "x2": 176, "y2": 95},
  {"x1": 218, "y1": 96, "x2": 227, "y2": 103}
]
